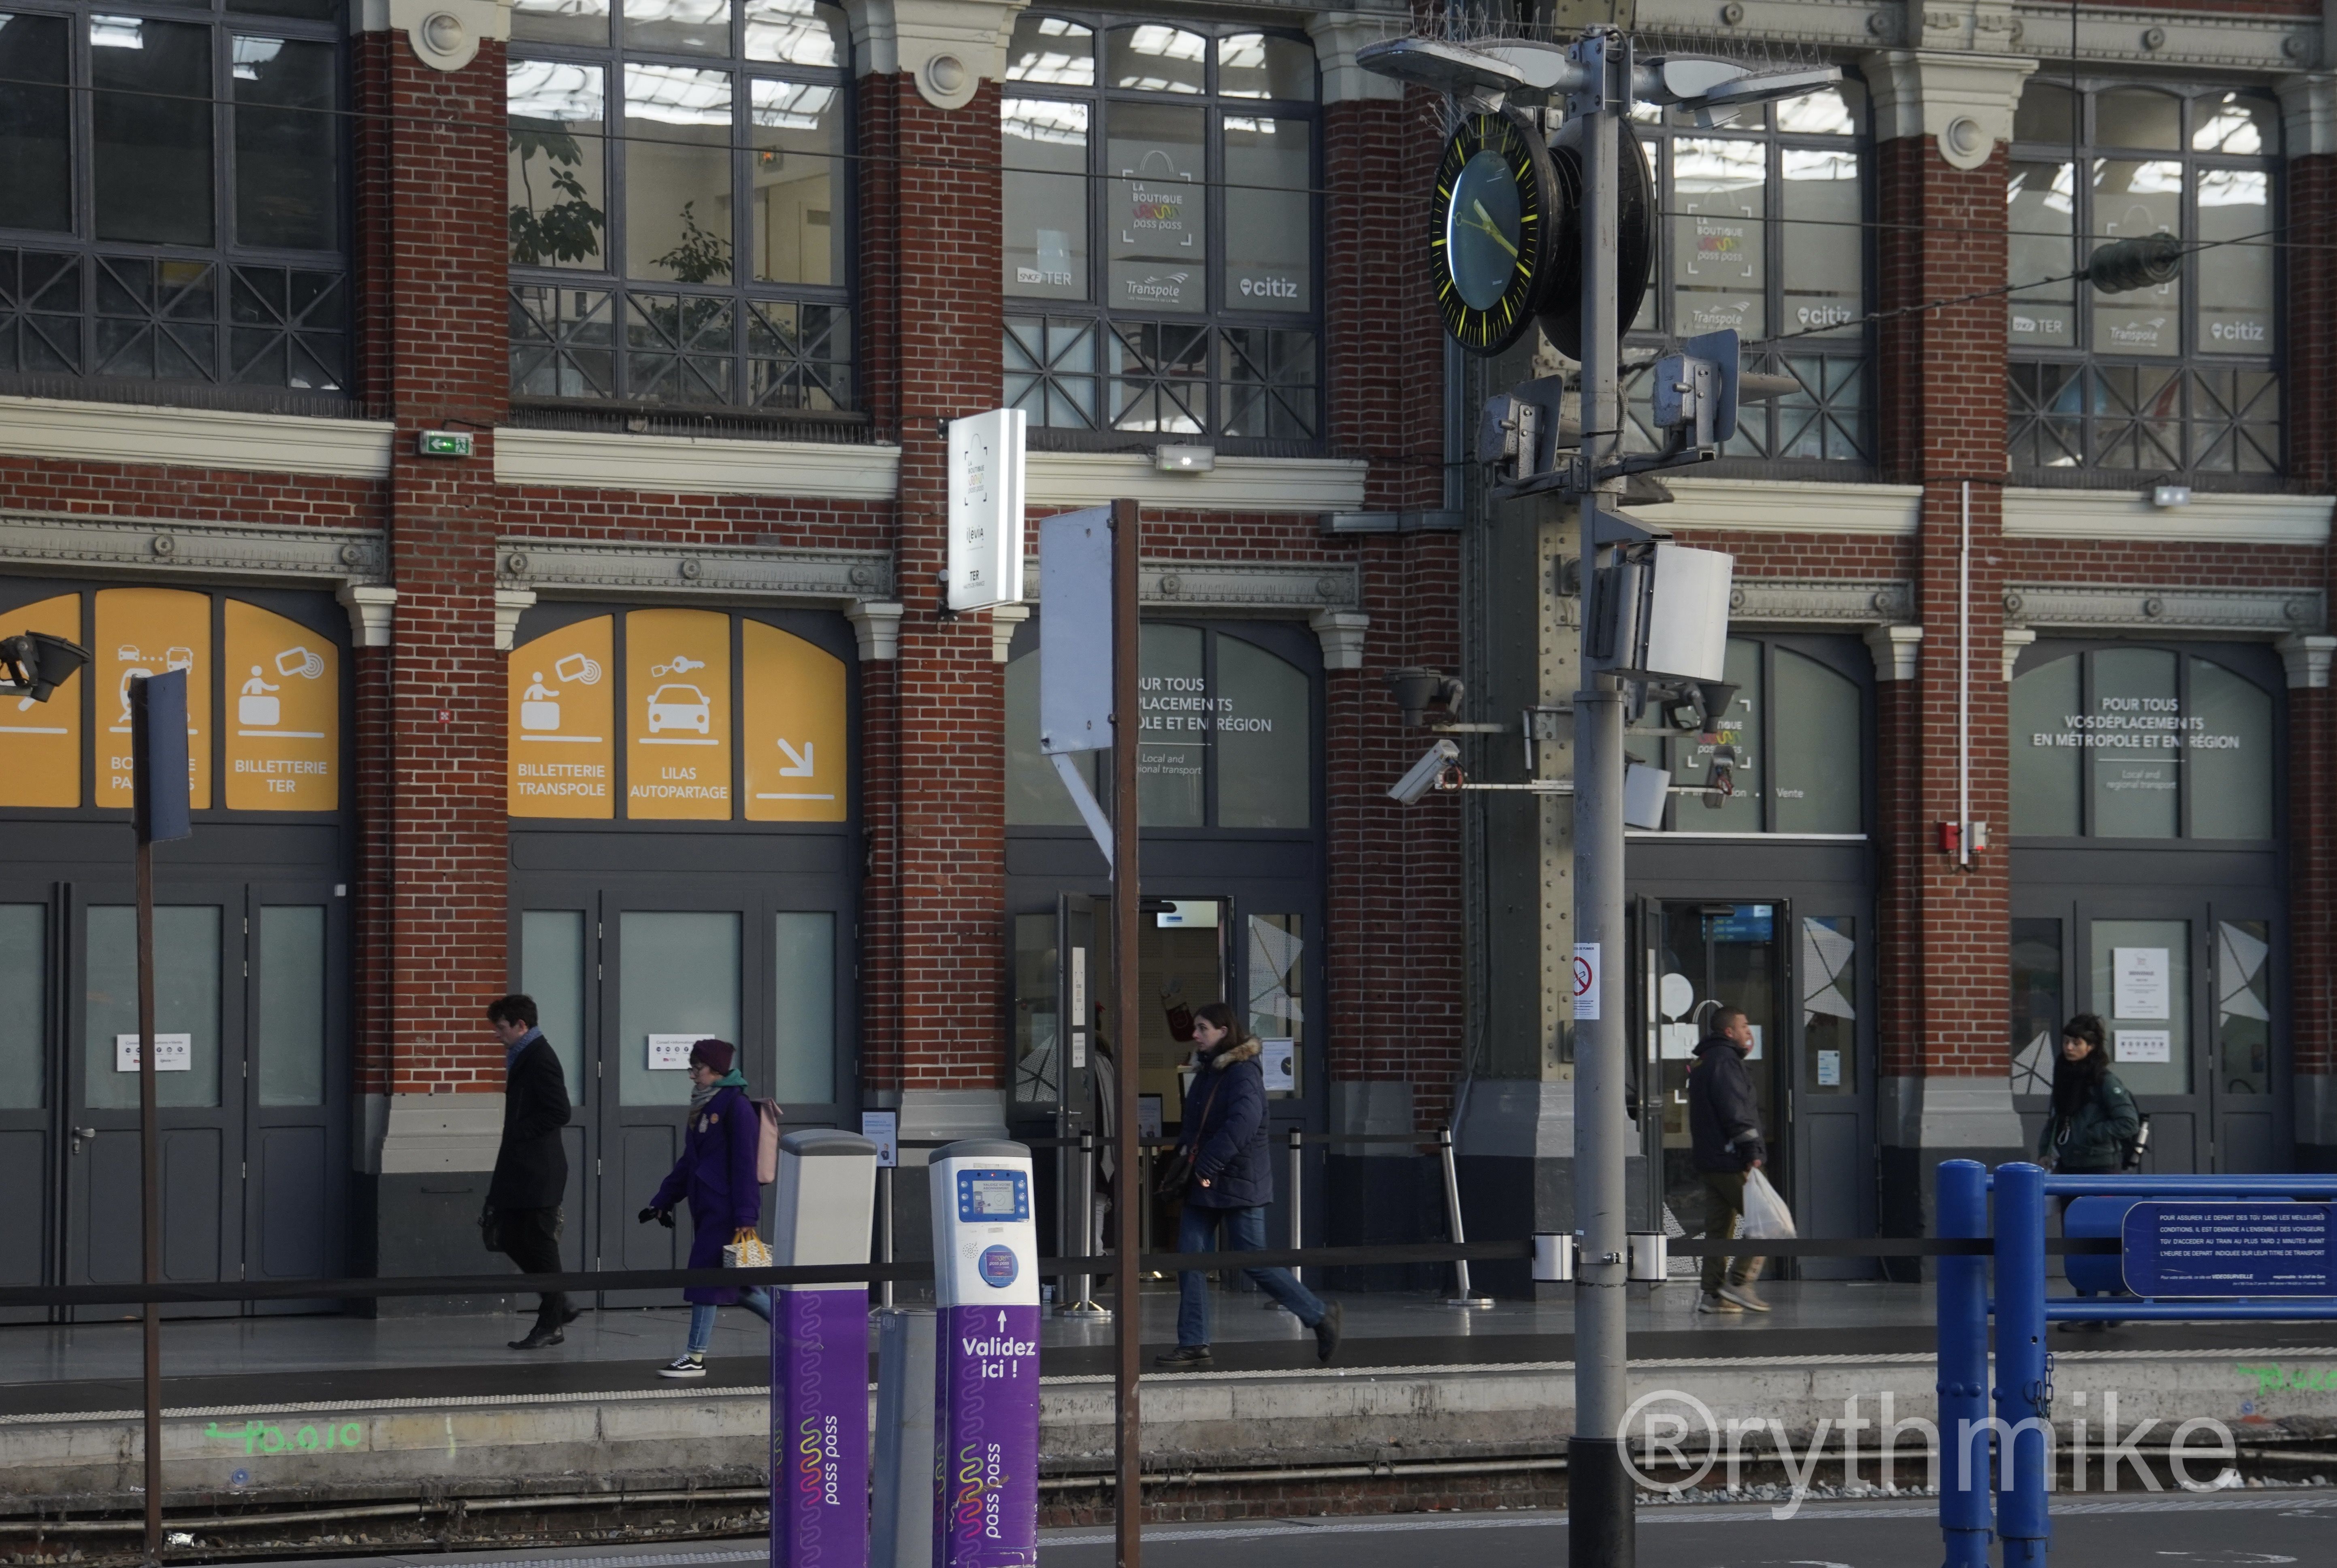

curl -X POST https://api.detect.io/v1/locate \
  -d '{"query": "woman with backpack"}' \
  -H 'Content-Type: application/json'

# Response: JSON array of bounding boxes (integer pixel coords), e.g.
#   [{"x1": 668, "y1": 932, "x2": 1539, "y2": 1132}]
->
[
  {"x1": 639, "y1": 1037, "x2": 771, "y2": 1377},
  {"x1": 2039, "y1": 1012, "x2": 2140, "y2": 1333}
]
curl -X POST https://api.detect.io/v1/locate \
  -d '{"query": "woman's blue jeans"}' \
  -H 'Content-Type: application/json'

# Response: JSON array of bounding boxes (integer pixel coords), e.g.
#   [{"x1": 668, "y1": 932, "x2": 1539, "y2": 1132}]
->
[
  {"x1": 687, "y1": 1286, "x2": 772, "y2": 1354},
  {"x1": 1177, "y1": 1201, "x2": 1325, "y2": 1347}
]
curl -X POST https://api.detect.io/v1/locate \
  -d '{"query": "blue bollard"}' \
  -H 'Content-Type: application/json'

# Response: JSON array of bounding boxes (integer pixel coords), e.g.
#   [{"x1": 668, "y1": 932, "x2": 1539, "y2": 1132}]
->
[
  {"x1": 1936, "y1": 1160, "x2": 1991, "y2": 1568},
  {"x1": 1994, "y1": 1162, "x2": 2051, "y2": 1567}
]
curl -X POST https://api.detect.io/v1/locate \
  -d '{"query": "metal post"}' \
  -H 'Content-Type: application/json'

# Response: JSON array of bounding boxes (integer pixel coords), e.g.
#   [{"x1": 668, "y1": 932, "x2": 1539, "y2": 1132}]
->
[
  {"x1": 877, "y1": 1164, "x2": 895, "y2": 1310},
  {"x1": 137, "y1": 829, "x2": 161, "y2": 1565},
  {"x1": 1569, "y1": 26, "x2": 1634, "y2": 1568},
  {"x1": 1936, "y1": 1160, "x2": 1991, "y2": 1568},
  {"x1": 1995, "y1": 1162, "x2": 2051, "y2": 1568},
  {"x1": 1439, "y1": 1127, "x2": 1492, "y2": 1308},
  {"x1": 1108, "y1": 496, "x2": 1144, "y2": 1568},
  {"x1": 1064, "y1": 1130, "x2": 1107, "y2": 1317},
  {"x1": 1287, "y1": 1130, "x2": 1304, "y2": 1288}
]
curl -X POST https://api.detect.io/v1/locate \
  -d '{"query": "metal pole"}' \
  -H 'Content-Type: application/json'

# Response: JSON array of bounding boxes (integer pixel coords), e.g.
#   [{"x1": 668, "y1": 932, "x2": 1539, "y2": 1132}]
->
[
  {"x1": 1287, "y1": 1130, "x2": 1303, "y2": 1288},
  {"x1": 1064, "y1": 1130, "x2": 1106, "y2": 1316},
  {"x1": 878, "y1": 1164, "x2": 895, "y2": 1310},
  {"x1": 1108, "y1": 496, "x2": 1144, "y2": 1568},
  {"x1": 1569, "y1": 26, "x2": 1634, "y2": 1568},
  {"x1": 137, "y1": 830, "x2": 162, "y2": 1564},
  {"x1": 1439, "y1": 1127, "x2": 1492, "y2": 1308},
  {"x1": 1936, "y1": 1160, "x2": 1991, "y2": 1568},
  {"x1": 1995, "y1": 1162, "x2": 2050, "y2": 1568}
]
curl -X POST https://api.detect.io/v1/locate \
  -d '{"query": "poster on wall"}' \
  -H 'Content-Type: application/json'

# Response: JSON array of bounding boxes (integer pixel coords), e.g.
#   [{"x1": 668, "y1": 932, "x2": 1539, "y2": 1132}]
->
[
  {"x1": 742, "y1": 620, "x2": 847, "y2": 822},
  {"x1": 0, "y1": 594, "x2": 82, "y2": 808},
  {"x1": 509, "y1": 617, "x2": 615, "y2": 818},
  {"x1": 96, "y1": 587, "x2": 211, "y2": 811},
  {"x1": 626, "y1": 608, "x2": 733, "y2": 821},
  {"x1": 2113, "y1": 947, "x2": 2172, "y2": 1020},
  {"x1": 224, "y1": 600, "x2": 339, "y2": 811}
]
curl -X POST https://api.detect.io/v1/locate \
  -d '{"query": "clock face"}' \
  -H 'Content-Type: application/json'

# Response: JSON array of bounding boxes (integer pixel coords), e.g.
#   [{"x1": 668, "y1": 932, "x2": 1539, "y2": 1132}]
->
[{"x1": 1430, "y1": 110, "x2": 1558, "y2": 355}]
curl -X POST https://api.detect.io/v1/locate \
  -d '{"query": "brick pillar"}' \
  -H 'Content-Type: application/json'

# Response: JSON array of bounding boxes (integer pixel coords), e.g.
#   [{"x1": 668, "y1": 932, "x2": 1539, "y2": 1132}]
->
[
  {"x1": 364, "y1": 20, "x2": 517, "y2": 1287},
  {"x1": 1867, "y1": 60, "x2": 2031, "y2": 1237}
]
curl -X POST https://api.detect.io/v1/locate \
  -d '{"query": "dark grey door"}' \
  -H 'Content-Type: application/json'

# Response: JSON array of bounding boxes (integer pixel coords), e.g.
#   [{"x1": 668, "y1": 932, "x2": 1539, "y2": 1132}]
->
[
  {"x1": 243, "y1": 881, "x2": 351, "y2": 1304},
  {"x1": 0, "y1": 887, "x2": 59, "y2": 1323}
]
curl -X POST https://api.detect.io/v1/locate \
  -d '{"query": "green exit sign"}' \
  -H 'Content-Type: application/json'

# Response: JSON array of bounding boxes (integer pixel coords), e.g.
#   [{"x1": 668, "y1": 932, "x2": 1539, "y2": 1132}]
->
[{"x1": 418, "y1": 431, "x2": 474, "y2": 459}]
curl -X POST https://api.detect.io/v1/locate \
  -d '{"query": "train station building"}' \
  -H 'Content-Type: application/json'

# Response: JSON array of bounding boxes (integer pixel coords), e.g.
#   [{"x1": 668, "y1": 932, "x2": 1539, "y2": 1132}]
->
[{"x1": 0, "y1": 0, "x2": 2332, "y2": 1308}]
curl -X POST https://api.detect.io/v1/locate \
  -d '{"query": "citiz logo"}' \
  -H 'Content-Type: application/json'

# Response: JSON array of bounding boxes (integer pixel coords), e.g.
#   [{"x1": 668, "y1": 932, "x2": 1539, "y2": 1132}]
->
[{"x1": 1239, "y1": 276, "x2": 1298, "y2": 300}]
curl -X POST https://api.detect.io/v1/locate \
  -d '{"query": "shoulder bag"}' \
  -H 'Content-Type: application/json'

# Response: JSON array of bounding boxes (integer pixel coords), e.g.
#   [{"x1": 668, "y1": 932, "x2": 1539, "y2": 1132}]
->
[{"x1": 1154, "y1": 1071, "x2": 1226, "y2": 1200}]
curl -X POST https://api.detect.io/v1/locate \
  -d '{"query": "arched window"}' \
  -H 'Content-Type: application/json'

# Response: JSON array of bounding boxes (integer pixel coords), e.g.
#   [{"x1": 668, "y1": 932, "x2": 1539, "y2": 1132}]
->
[{"x1": 1626, "y1": 634, "x2": 1866, "y2": 834}]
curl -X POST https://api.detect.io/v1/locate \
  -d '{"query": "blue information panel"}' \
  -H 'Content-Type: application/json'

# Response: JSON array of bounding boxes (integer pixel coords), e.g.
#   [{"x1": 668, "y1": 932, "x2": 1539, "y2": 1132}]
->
[
  {"x1": 956, "y1": 1168, "x2": 1031, "y2": 1225},
  {"x1": 2122, "y1": 1202, "x2": 2337, "y2": 1297}
]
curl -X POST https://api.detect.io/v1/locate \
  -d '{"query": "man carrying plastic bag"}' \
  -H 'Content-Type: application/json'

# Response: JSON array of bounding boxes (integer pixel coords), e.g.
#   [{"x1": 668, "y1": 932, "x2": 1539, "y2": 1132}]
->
[{"x1": 1687, "y1": 1006, "x2": 1783, "y2": 1313}]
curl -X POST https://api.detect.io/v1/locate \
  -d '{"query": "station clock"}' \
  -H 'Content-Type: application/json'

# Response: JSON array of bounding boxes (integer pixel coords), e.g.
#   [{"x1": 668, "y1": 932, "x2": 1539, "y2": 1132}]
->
[{"x1": 1429, "y1": 109, "x2": 1563, "y2": 355}]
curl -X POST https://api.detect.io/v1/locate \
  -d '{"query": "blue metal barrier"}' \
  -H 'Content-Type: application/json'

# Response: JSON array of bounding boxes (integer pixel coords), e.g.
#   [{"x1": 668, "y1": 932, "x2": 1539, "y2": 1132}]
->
[{"x1": 1938, "y1": 1162, "x2": 2337, "y2": 1567}]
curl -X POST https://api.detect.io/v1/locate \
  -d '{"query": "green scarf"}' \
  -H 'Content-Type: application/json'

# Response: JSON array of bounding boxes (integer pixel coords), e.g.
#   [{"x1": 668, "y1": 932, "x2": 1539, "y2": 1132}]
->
[{"x1": 691, "y1": 1068, "x2": 749, "y2": 1116}]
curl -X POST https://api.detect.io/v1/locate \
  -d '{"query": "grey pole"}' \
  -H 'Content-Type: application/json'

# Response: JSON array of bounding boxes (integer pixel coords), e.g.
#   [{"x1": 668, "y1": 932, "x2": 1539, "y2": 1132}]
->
[{"x1": 1568, "y1": 25, "x2": 1635, "y2": 1568}]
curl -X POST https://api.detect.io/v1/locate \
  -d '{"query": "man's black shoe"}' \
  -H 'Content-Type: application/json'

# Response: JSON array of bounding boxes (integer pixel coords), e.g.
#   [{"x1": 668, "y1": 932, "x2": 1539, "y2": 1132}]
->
[
  {"x1": 1153, "y1": 1344, "x2": 1212, "y2": 1368},
  {"x1": 509, "y1": 1326, "x2": 565, "y2": 1350},
  {"x1": 1313, "y1": 1301, "x2": 1343, "y2": 1364}
]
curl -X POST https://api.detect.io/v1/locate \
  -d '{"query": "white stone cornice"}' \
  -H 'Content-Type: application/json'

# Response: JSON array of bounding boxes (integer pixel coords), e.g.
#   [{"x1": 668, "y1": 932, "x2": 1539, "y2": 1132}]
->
[
  {"x1": 2009, "y1": 2, "x2": 2316, "y2": 72},
  {"x1": 1864, "y1": 623, "x2": 1925, "y2": 682},
  {"x1": 2278, "y1": 633, "x2": 2337, "y2": 689},
  {"x1": 493, "y1": 588, "x2": 536, "y2": 653},
  {"x1": 1308, "y1": 12, "x2": 1406, "y2": 104},
  {"x1": 1639, "y1": 0, "x2": 2314, "y2": 71},
  {"x1": 496, "y1": 537, "x2": 894, "y2": 603},
  {"x1": 2001, "y1": 625, "x2": 2035, "y2": 682},
  {"x1": 988, "y1": 602, "x2": 1030, "y2": 664},
  {"x1": 2002, "y1": 582, "x2": 2325, "y2": 636},
  {"x1": 1021, "y1": 555, "x2": 1359, "y2": 615},
  {"x1": 2278, "y1": 73, "x2": 2336, "y2": 157},
  {"x1": 1656, "y1": 477, "x2": 1924, "y2": 536},
  {"x1": 2003, "y1": 488, "x2": 2331, "y2": 545},
  {"x1": 494, "y1": 426, "x2": 899, "y2": 501},
  {"x1": 337, "y1": 584, "x2": 398, "y2": 649},
  {"x1": 1862, "y1": 48, "x2": 2038, "y2": 168},
  {"x1": 0, "y1": 396, "x2": 394, "y2": 479},
  {"x1": 1025, "y1": 452, "x2": 1368, "y2": 513},
  {"x1": 842, "y1": 0, "x2": 1026, "y2": 107},
  {"x1": 0, "y1": 512, "x2": 388, "y2": 583},
  {"x1": 1308, "y1": 609, "x2": 1370, "y2": 669},
  {"x1": 1732, "y1": 577, "x2": 1913, "y2": 626},
  {"x1": 846, "y1": 600, "x2": 905, "y2": 661}
]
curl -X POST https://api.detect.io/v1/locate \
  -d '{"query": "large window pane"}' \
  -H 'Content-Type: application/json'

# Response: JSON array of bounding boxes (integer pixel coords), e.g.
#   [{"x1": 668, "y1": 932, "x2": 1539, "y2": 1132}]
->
[
  {"x1": 1006, "y1": 13, "x2": 1092, "y2": 85},
  {"x1": 2010, "y1": 653, "x2": 2081, "y2": 835},
  {"x1": 2091, "y1": 917, "x2": 2190, "y2": 1096},
  {"x1": 0, "y1": 905, "x2": 42, "y2": 1110},
  {"x1": 617, "y1": 910, "x2": 739, "y2": 1106},
  {"x1": 1780, "y1": 145, "x2": 1857, "y2": 337},
  {"x1": 85, "y1": 905, "x2": 221, "y2": 1111},
  {"x1": 750, "y1": 78, "x2": 842, "y2": 285},
  {"x1": 2006, "y1": 160, "x2": 2076, "y2": 349},
  {"x1": 2091, "y1": 159, "x2": 2181, "y2": 356},
  {"x1": 1219, "y1": 34, "x2": 1312, "y2": 100},
  {"x1": 520, "y1": 909, "x2": 588, "y2": 1101},
  {"x1": 1246, "y1": 914, "x2": 1302, "y2": 1096},
  {"x1": 1215, "y1": 633, "x2": 1309, "y2": 828},
  {"x1": 1106, "y1": 24, "x2": 1203, "y2": 93},
  {"x1": 1223, "y1": 115, "x2": 1309, "y2": 312},
  {"x1": 2010, "y1": 917, "x2": 2062, "y2": 1094},
  {"x1": 1137, "y1": 622, "x2": 1204, "y2": 826},
  {"x1": 2096, "y1": 88, "x2": 2180, "y2": 151},
  {"x1": 1004, "y1": 98, "x2": 1089, "y2": 300},
  {"x1": 625, "y1": 0, "x2": 730, "y2": 55},
  {"x1": 2089, "y1": 646, "x2": 2179, "y2": 837},
  {"x1": 2014, "y1": 81, "x2": 2075, "y2": 143},
  {"x1": 234, "y1": 38, "x2": 338, "y2": 251},
  {"x1": 1672, "y1": 138, "x2": 1765, "y2": 338},
  {"x1": 513, "y1": 0, "x2": 610, "y2": 46},
  {"x1": 0, "y1": 15, "x2": 70, "y2": 234},
  {"x1": 1108, "y1": 104, "x2": 1205, "y2": 313},
  {"x1": 1769, "y1": 648, "x2": 1858, "y2": 832},
  {"x1": 2194, "y1": 93, "x2": 2274, "y2": 154},
  {"x1": 93, "y1": 16, "x2": 214, "y2": 246},
  {"x1": 256, "y1": 905, "x2": 324, "y2": 1107},
  {"x1": 626, "y1": 66, "x2": 733, "y2": 283},
  {"x1": 1800, "y1": 915, "x2": 1855, "y2": 1094},
  {"x1": 2217, "y1": 918, "x2": 2271, "y2": 1096},
  {"x1": 1005, "y1": 647, "x2": 1089, "y2": 825},
  {"x1": 771, "y1": 911, "x2": 834, "y2": 1103},
  {"x1": 1012, "y1": 912, "x2": 1059, "y2": 1104},
  {"x1": 1675, "y1": 637, "x2": 1760, "y2": 830},
  {"x1": 509, "y1": 62, "x2": 609, "y2": 269},
  {"x1": 2196, "y1": 166, "x2": 2271, "y2": 355},
  {"x1": 743, "y1": 0, "x2": 840, "y2": 66},
  {"x1": 2188, "y1": 655, "x2": 2272, "y2": 839}
]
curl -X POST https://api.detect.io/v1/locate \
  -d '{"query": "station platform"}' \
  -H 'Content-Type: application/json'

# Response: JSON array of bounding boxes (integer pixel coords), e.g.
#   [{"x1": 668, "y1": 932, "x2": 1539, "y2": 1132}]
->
[{"x1": 6, "y1": 1282, "x2": 2336, "y2": 1519}]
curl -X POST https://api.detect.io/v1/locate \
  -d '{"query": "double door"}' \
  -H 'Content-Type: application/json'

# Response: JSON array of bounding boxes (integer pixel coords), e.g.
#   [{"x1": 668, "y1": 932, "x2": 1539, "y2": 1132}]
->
[
  {"x1": 0, "y1": 872, "x2": 347, "y2": 1320},
  {"x1": 512, "y1": 875, "x2": 854, "y2": 1298},
  {"x1": 1634, "y1": 896, "x2": 1876, "y2": 1277}
]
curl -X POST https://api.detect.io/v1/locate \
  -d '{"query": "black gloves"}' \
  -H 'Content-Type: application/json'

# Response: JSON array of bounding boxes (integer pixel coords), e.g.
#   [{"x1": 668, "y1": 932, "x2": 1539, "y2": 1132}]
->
[{"x1": 637, "y1": 1206, "x2": 674, "y2": 1228}]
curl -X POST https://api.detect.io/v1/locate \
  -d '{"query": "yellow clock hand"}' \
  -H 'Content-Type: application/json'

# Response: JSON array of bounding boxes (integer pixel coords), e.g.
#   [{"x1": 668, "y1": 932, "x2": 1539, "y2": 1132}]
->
[{"x1": 1470, "y1": 199, "x2": 1521, "y2": 260}]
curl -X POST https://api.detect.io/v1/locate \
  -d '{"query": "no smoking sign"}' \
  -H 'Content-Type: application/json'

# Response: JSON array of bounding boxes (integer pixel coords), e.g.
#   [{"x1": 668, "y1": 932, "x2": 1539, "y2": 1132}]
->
[{"x1": 1573, "y1": 942, "x2": 1600, "y2": 1021}]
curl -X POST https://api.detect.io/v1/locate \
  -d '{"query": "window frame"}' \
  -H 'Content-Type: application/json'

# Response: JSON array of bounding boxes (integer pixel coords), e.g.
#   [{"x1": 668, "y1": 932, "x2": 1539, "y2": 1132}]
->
[
  {"x1": 504, "y1": 0, "x2": 858, "y2": 419},
  {"x1": 0, "y1": 0, "x2": 353, "y2": 407},
  {"x1": 2005, "y1": 80, "x2": 2282, "y2": 486},
  {"x1": 1000, "y1": 13, "x2": 1324, "y2": 453},
  {"x1": 1621, "y1": 83, "x2": 1875, "y2": 474}
]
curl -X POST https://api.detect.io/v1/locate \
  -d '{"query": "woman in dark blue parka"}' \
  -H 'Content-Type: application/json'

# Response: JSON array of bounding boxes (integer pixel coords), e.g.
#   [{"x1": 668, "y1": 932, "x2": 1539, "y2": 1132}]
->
[
  {"x1": 1156, "y1": 1002, "x2": 1341, "y2": 1369},
  {"x1": 638, "y1": 1037, "x2": 768, "y2": 1377}
]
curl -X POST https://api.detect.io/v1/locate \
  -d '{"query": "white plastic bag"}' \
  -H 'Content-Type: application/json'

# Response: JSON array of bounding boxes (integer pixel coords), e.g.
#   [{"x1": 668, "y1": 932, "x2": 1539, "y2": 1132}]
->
[{"x1": 1738, "y1": 1167, "x2": 1796, "y2": 1240}]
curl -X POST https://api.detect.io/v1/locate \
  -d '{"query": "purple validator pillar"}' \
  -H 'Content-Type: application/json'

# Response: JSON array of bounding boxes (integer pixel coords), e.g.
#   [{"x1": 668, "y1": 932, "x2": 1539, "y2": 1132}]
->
[
  {"x1": 771, "y1": 1128, "x2": 880, "y2": 1568},
  {"x1": 928, "y1": 1140, "x2": 1041, "y2": 1568}
]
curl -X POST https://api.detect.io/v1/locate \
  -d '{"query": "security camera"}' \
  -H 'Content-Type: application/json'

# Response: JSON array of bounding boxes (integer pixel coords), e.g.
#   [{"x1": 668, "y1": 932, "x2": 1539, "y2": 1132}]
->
[
  {"x1": 1389, "y1": 739, "x2": 1461, "y2": 805},
  {"x1": 0, "y1": 631, "x2": 91, "y2": 703}
]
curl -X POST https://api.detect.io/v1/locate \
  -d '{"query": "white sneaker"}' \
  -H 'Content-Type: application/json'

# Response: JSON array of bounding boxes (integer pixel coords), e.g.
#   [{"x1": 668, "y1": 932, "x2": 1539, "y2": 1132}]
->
[
  {"x1": 1696, "y1": 1291, "x2": 1743, "y2": 1314},
  {"x1": 659, "y1": 1353, "x2": 707, "y2": 1378}
]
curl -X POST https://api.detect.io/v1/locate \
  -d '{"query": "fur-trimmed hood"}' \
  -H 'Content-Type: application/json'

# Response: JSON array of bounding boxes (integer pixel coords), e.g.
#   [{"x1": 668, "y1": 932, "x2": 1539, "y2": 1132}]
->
[{"x1": 1203, "y1": 1036, "x2": 1262, "y2": 1069}]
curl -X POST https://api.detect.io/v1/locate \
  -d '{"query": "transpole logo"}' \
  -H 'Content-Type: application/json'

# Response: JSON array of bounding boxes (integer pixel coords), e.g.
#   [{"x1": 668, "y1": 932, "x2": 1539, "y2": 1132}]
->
[{"x1": 1125, "y1": 271, "x2": 1190, "y2": 302}]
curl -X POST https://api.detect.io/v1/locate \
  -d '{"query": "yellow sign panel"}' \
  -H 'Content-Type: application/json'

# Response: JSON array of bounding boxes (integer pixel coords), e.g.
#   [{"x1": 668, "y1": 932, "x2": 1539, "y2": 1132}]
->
[
  {"x1": 224, "y1": 600, "x2": 338, "y2": 811},
  {"x1": 626, "y1": 608, "x2": 732, "y2": 820},
  {"x1": 0, "y1": 594, "x2": 83, "y2": 808},
  {"x1": 743, "y1": 620, "x2": 848, "y2": 822},
  {"x1": 509, "y1": 616, "x2": 615, "y2": 818},
  {"x1": 95, "y1": 587, "x2": 211, "y2": 811}
]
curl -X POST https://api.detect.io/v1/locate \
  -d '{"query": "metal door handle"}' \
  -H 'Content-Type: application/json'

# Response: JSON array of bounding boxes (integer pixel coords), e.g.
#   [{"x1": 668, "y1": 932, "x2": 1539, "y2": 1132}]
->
[{"x1": 71, "y1": 1126, "x2": 96, "y2": 1154}]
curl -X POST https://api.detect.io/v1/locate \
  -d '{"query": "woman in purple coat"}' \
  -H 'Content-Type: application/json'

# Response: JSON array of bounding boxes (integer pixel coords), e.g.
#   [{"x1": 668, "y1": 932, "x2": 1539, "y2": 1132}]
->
[{"x1": 638, "y1": 1038, "x2": 768, "y2": 1377}]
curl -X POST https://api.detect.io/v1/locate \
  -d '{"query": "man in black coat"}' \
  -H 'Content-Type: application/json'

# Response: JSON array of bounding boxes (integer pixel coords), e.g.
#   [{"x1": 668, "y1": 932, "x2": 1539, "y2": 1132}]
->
[
  {"x1": 1686, "y1": 1006, "x2": 1770, "y2": 1315},
  {"x1": 486, "y1": 994, "x2": 574, "y2": 1349}
]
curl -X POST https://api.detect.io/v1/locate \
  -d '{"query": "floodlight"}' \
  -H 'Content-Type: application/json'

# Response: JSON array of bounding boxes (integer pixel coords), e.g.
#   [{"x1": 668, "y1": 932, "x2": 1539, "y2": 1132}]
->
[{"x1": 0, "y1": 631, "x2": 91, "y2": 703}]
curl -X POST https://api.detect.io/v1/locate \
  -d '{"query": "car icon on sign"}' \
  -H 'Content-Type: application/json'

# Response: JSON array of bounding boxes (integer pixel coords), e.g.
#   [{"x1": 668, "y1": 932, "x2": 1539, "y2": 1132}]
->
[{"x1": 646, "y1": 684, "x2": 711, "y2": 735}]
